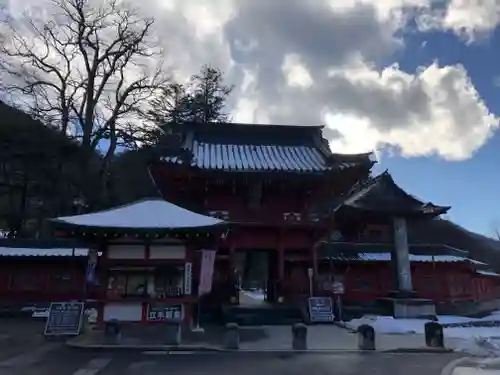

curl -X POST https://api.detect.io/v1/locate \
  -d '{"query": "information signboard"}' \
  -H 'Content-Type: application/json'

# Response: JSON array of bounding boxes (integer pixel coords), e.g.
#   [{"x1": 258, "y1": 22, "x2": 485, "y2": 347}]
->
[
  {"x1": 332, "y1": 281, "x2": 345, "y2": 295},
  {"x1": 44, "y1": 302, "x2": 84, "y2": 336},
  {"x1": 146, "y1": 303, "x2": 183, "y2": 322},
  {"x1": 308, "y1": 297, "x2": 334, "y2": 323}
]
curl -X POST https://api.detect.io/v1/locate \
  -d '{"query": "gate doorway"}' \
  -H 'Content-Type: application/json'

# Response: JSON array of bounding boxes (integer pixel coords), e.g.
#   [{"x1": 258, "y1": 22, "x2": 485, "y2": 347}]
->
[{"x1": 234, "y1": 249, "x2": 278, "y2": 304}]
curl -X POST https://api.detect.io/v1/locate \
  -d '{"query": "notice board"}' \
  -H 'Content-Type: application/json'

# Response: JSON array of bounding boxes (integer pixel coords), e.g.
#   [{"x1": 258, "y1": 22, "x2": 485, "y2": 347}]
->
[
  {"x1": 146, "y1": 303, "x2": 183, "y2": 322},
  {"x1": 44, "y1": 302, "x2": 84, "y2": 336},
  {"x1": 308, "y1": 297, "x2": 334, "y2": 323}
]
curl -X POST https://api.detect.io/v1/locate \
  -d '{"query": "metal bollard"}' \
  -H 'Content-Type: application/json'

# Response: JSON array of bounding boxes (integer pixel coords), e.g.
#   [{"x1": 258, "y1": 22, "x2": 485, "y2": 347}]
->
[
  {"x1": 357, "y1": 324, "x2": 375, "y2": 350},
  {"x1": 424, "y1": 321, "x2": 444, "y2": 348},
  {"x1": 224, "y1": 322, "x2": 240, "y2": 350},
  {"x1": 165, "y1": 323, "x2": 181, "y2": 345},
  {"x1": 104, "y1": 319, "x2": 122, "y2": 343},
  {"x1": 292, "y1": 323, "x2": 308, "y2": 350}
]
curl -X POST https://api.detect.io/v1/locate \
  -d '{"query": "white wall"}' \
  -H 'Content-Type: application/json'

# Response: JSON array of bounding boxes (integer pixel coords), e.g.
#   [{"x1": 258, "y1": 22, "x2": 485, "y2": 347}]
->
[
  {"x1": 103, "y1": 303, "x2": 142, "y2": 322},
  {"x1": 149, "y1": 245, "x2": 185, "y2": 260},
  {"x1": 107, "y1": 245, "x2": 146, "y2": 259}
]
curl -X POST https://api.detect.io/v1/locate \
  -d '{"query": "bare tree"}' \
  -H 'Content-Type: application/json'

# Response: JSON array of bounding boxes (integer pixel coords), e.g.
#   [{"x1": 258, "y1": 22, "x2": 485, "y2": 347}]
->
[{"x1": 0, "y1": 0, "x2": 169, "y2": 204}]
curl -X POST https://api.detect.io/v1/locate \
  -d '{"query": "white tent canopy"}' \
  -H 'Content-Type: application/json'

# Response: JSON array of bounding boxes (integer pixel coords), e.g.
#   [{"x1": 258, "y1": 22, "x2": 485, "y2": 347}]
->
[{"x1": 52, "y1": 199, "x2": 225, "y2": 229}]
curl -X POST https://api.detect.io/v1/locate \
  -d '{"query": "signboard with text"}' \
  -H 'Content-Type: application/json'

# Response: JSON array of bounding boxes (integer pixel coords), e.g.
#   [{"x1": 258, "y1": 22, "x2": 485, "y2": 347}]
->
[
  {"x1": 308, "y1": 297, "x2": 334, "y2": 323},
  {"x1": 146, "y1": 303, "x2": 183, "y2": 322},
  {"x1": 44, "y1": 302, "x2": 84, "y2": 336}
]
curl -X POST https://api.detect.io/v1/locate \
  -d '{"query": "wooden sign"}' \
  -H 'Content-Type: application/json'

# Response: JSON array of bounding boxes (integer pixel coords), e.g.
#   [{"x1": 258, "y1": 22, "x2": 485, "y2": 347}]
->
[
  {"x1": 44, "y1": 302, "x2": 84, "y2": 336},
  {"x1": 308, "y1": 297, "x2": 334, "y2": 323}
]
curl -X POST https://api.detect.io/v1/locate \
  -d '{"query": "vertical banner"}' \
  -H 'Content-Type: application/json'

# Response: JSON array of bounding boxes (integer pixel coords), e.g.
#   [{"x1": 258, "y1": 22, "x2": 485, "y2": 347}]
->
[
  {"x1": 198, "y1": 250, "x2": 216, "y2": 296},
  {"x1": 184, "y1": 262, "x2": 192, "y2": 295},
  {"x1": 85, "y1": 249, "x2": 98, "y2": 284}
]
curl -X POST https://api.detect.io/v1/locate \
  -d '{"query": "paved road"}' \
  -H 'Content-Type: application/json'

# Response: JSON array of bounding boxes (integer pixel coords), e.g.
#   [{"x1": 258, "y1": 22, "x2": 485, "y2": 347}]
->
[{"x1": 0, "y1": 343, "x2": 469, "y2": 375}]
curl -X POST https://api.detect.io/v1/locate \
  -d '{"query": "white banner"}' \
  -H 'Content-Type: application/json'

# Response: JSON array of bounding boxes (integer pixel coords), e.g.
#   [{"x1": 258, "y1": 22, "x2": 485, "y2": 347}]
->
[
  {"x1": 184, "y1": 262, "x2": 192, "y2": 295},
  {"x1": 198, "y1": 250, "x2": 216, "y2": 296},
  {"x1": 85, "y1": 249, "x2": 98, "y2": 284}
]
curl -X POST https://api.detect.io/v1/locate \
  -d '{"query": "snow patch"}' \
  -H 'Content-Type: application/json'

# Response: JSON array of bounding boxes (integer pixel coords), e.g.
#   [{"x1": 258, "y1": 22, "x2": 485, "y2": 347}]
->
[
  {"x1": 347, "y1": 311, "x2": 500, "y2": 334},
  {"x1": 242, "y1": 291, "x2": 266, "y2": 301},
  {"x1": 346, "y1": 316, "x2": 425, "y2": 334}
]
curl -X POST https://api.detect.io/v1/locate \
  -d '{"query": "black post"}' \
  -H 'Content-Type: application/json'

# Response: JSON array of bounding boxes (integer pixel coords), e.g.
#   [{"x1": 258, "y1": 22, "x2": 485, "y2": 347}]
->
[
  {"x1": 425, "y1": 322, "x2": 444, "y2": 348},
  {"x1": 357, "y1": 324, "x2": 375, "y2": 350}
]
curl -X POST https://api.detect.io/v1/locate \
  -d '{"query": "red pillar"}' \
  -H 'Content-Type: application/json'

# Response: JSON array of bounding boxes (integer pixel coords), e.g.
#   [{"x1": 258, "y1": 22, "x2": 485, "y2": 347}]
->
[
  {"x1": 277, "y1": 231, "x2": 285, "y2": 301},
  {"x1": 229, "y1": 241, "x2": 237, "y2": 304}
]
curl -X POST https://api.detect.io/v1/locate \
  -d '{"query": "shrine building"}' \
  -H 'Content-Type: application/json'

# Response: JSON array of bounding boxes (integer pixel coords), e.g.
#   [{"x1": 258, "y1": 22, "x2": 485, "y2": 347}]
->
[{"x1": 2, "y1": 122, "x2": 499, "y2": 325}]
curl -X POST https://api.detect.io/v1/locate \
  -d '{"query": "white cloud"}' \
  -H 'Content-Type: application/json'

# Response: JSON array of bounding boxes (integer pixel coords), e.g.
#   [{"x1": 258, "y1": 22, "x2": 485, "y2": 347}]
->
[
  {"x1": 417, "y1": 0, "x2": 500, "y2": 41},
  {"x1": 0, "y1": 0, "x2": 498, "y2": 160},
  {"x1": 325, "y1": 62, "x2": 498, "y2": 160},
  {"x1": 282, "y1": 55, "x2": 314, "y2": 89}
]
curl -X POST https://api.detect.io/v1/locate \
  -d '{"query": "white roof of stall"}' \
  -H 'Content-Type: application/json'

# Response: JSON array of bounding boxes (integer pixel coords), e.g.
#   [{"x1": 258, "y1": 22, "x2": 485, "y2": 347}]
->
[
  {"x1": 52, "y1": 198, "x2": 225, "y2": 229},
  {"x1": 0, "y1": 248, "x2": 88, "y2": 257}
]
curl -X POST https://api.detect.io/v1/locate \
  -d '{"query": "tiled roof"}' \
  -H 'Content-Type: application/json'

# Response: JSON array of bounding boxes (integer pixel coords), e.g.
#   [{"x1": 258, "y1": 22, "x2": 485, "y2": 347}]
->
[
  {"x1": 407, "y1": 219, "x2": 500, "y2": 272},
  {"x1": 161, "y1": 123, "x2": 373, "y2": 173},
  {"x1": 336, "y1": 171, "x2": 450, "y2": 217},
  {"x1": 167, "y1": 141, "x2": 331, "y2": 172},
  {"x1": 0, "y1": 247, "x2": 88, "y2": 257},
  {"x1": 324, "y1": 252, "x2": 482, "y2": 263},
  {"x1": 316, "y1": 241, "x2": 469, "y2": 257}
]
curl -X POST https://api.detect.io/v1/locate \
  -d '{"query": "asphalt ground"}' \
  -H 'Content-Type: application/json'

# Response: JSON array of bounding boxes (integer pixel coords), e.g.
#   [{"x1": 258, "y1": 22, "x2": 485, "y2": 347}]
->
[{"x1": 0, "y1": 343, "x2": 468, "y2": 375}]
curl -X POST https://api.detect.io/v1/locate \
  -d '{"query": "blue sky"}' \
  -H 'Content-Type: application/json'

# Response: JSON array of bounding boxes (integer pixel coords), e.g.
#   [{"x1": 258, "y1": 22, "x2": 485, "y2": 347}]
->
[
  {"x1": 376, "y1": 27, "x2": 500, "y2": 237},
  {"x1": 4, "y1": 0, "x2": 499, "y2": 237}
]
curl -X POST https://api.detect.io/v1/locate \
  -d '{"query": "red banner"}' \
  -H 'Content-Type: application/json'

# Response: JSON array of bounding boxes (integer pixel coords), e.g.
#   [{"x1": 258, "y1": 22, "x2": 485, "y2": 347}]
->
[{"x1": 198, "y1": 250, "x2": 216, "y2": 296}]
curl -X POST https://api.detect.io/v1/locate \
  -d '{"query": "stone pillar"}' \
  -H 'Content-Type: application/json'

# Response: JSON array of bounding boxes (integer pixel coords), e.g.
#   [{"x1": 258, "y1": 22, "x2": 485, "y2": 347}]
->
[{"x1": 392, "y1": 216, "x2": 413, "y2": 293}]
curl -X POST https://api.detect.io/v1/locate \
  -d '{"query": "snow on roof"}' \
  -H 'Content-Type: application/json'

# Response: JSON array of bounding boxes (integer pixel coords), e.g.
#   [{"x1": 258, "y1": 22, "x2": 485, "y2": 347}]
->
[
  {"x1": 358, "y1": 252, "x2": 482, "y2": 263},
  {"x1": 0, "y1": 248, "x2": 88, "y2": 257},
  {"x1": 52, "y1": 198, "x2": 225, "y2": 229},
  {"x1": 476, "y1": 270, "x2": 500, "y2": 277}
]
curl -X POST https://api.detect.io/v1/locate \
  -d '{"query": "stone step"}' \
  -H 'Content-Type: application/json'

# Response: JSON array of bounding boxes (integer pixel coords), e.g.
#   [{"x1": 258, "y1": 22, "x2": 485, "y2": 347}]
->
[{"x1": 222, "y1": 305, "x2": 305, "y2": 326}]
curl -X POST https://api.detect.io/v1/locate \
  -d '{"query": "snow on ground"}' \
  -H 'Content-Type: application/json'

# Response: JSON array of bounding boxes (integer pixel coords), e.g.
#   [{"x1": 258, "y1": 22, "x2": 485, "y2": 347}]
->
[
  {"x1": 346, "y1": 311, "x2": 500, "y2": 335},
  {"x1": 345, "y1": 312, "x2": 500, "y2": 356},
  {"x1": 242, "y1": 290, "x2": 266, "y2": 301}
]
